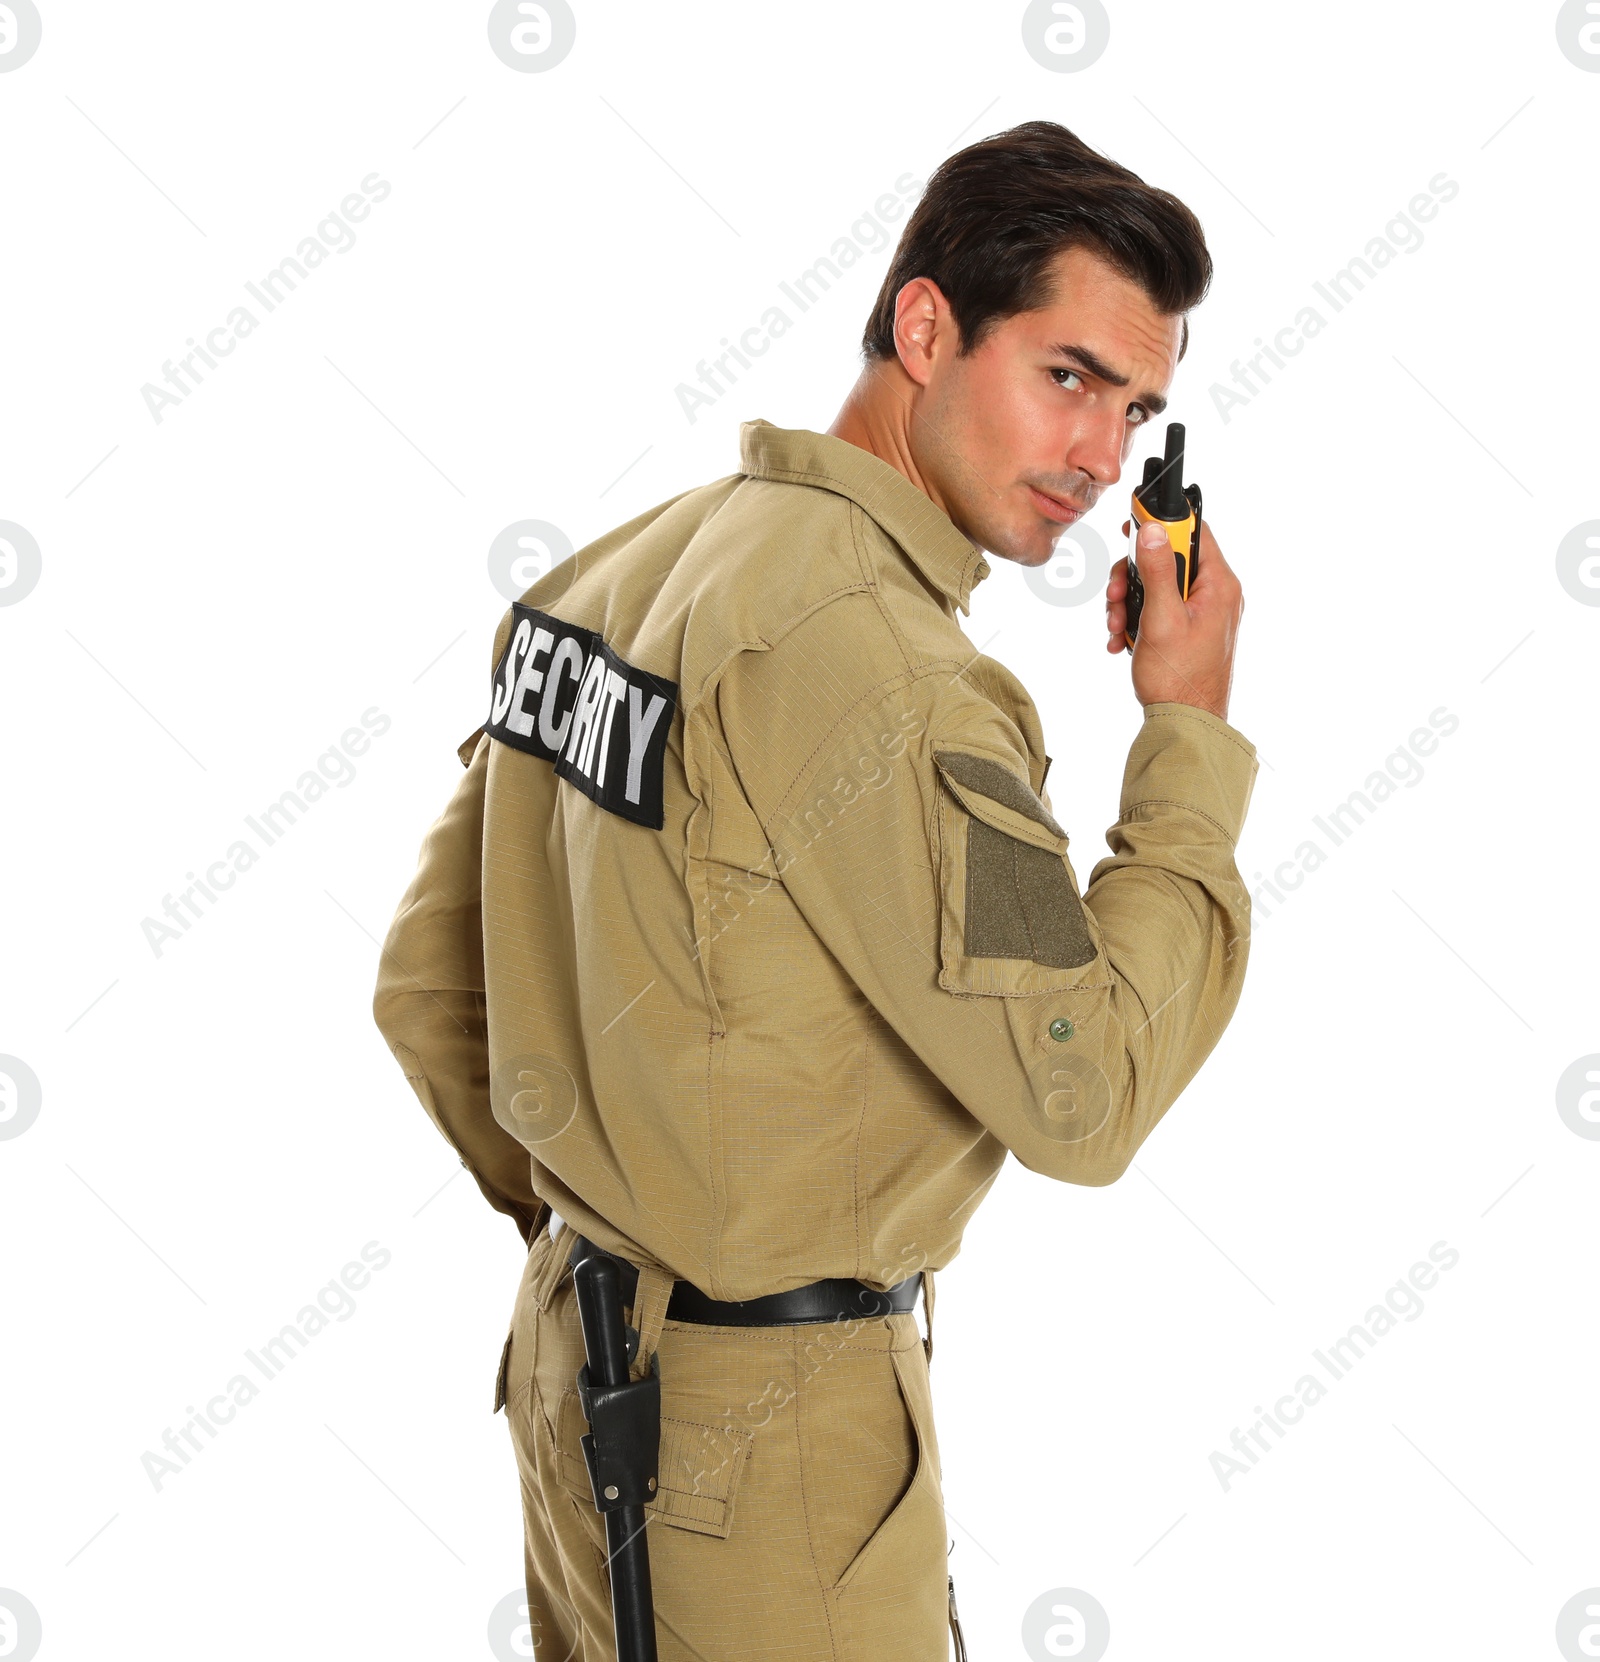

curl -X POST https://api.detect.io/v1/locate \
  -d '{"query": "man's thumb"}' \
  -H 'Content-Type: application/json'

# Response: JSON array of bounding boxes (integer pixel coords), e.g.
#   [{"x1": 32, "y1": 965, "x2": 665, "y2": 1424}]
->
[{"x1": 1136, "y1": 520, "x2": 1178, "y2": 604}]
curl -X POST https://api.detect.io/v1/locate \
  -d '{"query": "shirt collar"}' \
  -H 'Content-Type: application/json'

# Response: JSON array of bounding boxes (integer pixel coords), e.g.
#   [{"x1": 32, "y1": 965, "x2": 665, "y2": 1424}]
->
[{"x1": 738, "y1": 419, "x2": 991, "y2": 617}]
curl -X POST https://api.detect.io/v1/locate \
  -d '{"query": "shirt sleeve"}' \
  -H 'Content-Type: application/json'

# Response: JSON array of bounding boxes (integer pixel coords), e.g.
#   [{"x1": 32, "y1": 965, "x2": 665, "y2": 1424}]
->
[
  {"x1": 724, "y1": 671, "x2": 1259, "y2": 1186},
  {"x1": 371, "y1": 731, "x2": 545, "y2": 1243}
]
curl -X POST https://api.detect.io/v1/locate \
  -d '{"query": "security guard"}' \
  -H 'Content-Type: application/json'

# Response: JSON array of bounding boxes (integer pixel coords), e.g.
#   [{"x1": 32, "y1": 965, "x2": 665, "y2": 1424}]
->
[{"x1": 373, "y1": 121, "x2": 1257, "y2": 1660}]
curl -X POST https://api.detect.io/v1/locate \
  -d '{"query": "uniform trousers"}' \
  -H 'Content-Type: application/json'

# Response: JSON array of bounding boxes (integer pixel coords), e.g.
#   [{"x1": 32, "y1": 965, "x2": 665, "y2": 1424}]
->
[{"x1": 502, "y1": 1220, "x2": 952, "y2": 1660}]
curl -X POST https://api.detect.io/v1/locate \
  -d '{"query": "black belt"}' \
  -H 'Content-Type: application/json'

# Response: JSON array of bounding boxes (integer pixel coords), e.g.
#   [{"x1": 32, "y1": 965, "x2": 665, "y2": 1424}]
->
[{"x1": 568, "y1": 1235, "x2": 921, "y2": 1328}]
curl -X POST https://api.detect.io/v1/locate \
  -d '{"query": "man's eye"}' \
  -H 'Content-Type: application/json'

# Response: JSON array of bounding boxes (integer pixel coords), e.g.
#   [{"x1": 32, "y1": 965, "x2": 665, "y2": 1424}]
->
[{"x1": 1053, "y1": 368, "x2": 1151, "y2": 425}]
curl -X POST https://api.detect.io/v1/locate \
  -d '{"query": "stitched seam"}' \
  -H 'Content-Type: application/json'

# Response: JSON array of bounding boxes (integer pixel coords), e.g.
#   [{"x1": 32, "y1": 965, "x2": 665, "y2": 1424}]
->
[
  {"x1": 847, "y1": 500, "x2": 874, "y2": 587},
  {"x1": 762, "y1": 660, "x2": 973, "y2": 833},
  {"x1": 1142, "y1": 704, "x2": 1257, "y2": 761},
  {"x1": 706, "y1": 1029, "x2": 722, "y2": 1300},
  {"x1": 943, "y1": 981, "x2": 1113, "y2": 999},
  {"x1": 508, "y1": 1377, "x2": 533, "y2": 1433},
  {"x1": 655, "y1": 1323, "x2": 907, "y2": 1353},
  {"x1": 870, "y1": 583, "x2": 916, "y2": 677},
  {"x1": 568, "y1": 1489, "x2": 612, "y2": 1589},
  {"x1": 852, "y1": 1025, "x2": 871, "y2": 1279},
  {"x1": 752, "y1": 460, "x2": 865, "y2": 486},
  {"x1": 744, "y1": 460, "x2": 982, "y2": 602},
  {"x1": 531, "y1": 1337, "x2": 561, "y2": 1452},
  {"x1": 690, "y1": 733, "x2": 728, "y2": 1041},
  {"x1": 834, "y1": 1348, "x2": 928, "y2": 1599},
  {"x1": 853, "y1": 502, "x2": 916, "y2": 678},
  {"x1": 684, "y1": 579, "x2": 869, "y2": 712},
  {"x1": 792, "y1": 1335, "x2": 842, "y2": 1655},
  {"x1": 751, "y1": 580, "x2": 870, "y2": 642},
  {"x1": 935, "y1": 746, "x2": 1065, "y2": 838},
  {"x1": 1119, "y1": 796, "x2": 1236, "y2": 842},
  {"x1": 939, "y1": 786, "x2": 955, "y2": 976}
]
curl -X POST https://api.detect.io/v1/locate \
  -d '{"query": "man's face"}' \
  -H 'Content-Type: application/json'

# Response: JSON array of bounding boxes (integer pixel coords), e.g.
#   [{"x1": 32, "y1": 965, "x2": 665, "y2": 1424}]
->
[{"x1": 907, "y1": 244, "x2": 1181, "y2": 567}]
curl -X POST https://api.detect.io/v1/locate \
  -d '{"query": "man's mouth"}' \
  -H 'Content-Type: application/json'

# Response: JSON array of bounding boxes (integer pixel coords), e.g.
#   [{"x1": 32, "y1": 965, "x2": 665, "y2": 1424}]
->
[{"x1": 1027, "y1": 484, "x2": 1087, "y2": 525}]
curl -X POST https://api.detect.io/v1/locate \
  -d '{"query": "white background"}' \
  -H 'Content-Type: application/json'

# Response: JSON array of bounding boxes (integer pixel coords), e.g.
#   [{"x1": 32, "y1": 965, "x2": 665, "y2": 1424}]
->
[{"x1": 2, "y1": 3, "x2": 1596, "y2": 1659}]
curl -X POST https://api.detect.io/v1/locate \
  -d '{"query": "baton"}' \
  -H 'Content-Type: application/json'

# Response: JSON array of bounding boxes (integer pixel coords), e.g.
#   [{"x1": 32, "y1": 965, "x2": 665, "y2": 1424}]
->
[{"x1": 574, "y1": 1254, "x2": 660, "y2": 1662}]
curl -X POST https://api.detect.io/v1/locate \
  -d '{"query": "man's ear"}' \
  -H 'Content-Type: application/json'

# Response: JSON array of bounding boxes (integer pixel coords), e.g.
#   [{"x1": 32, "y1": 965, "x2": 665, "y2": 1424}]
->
[{"x1": 893, "y1": 275, "x2": 947, "y2": 388}]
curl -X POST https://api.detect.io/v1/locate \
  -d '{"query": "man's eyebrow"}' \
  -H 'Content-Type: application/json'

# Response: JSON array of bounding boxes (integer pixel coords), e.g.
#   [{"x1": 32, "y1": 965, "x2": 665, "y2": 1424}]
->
[{"x1": 1046, "y1": 342, "x2": 1169, "y2": 417}]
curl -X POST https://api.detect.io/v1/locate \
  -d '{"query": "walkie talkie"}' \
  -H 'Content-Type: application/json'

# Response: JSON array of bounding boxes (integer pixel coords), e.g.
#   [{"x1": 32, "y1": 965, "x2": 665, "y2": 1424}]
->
[{"x1": 1124, "y1": 421, "x2": 1201, "y2": 647}]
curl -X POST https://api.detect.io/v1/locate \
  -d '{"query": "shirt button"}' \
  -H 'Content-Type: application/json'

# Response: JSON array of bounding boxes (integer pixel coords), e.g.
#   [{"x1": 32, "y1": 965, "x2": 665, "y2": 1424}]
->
[{"x1": 1049, "y1": 1018, "x2": 1075, "y2": 1042}]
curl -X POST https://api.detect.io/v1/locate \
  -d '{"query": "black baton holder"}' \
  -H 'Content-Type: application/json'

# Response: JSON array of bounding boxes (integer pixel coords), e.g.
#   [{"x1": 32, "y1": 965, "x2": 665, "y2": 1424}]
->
[{"x1": 573, "y1": 1254, "x2": 661, "y2": 1662}]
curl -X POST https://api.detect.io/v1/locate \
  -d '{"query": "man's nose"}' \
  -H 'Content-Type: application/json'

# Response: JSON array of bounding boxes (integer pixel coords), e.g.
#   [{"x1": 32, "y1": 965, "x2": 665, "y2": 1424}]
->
[{"x1": 1063, "y1": 421, "x2": 1127, "y2": 497}]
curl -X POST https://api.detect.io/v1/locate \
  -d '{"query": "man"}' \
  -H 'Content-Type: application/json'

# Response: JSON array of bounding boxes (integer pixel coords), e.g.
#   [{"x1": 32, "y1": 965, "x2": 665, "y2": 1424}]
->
[{"x1": 373, "y1": 119, "x2": 1256, "y2": 1660}]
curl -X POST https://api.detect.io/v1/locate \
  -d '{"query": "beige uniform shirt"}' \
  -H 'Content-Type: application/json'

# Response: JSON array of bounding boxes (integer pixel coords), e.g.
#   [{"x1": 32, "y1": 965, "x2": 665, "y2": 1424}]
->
[{"x1": 373, "y1": 420, "x2": 1259, "y2": 1301}]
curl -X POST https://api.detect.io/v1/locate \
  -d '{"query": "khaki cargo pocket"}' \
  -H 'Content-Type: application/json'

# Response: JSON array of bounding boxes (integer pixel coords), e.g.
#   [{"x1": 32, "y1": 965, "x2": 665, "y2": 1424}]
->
[
  {"x1": 932, "y1": 746, "x2": 1110, "y2": 998},
  {"x1": 554, "y1": 1386, "x2": 753, "y2": 1540}
]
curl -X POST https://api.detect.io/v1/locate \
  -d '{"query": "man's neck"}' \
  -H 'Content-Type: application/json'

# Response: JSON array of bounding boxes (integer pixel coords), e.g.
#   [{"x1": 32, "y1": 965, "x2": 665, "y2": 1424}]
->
[{"x1": 827, "y1": 358, "x2": 954, "y2": 523}]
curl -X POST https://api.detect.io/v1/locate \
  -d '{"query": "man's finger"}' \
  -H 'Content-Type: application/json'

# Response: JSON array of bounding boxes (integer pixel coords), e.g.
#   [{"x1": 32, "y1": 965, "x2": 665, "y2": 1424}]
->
[
  {"x1": 1184, "y1": 529, "x2": 1243, "y2": 623},
  {"x1": 1135, "y1": 520, "x2": 1180, "y2": 612},
  {"x1": 1186, "y1": 520, "x2": 1228, "y2": 592}
]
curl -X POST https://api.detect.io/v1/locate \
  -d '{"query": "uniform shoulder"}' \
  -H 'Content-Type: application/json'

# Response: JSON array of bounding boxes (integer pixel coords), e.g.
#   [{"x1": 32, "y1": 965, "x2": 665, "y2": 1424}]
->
[
  {"x1": 716, "y1": 585, "x2": 1048, "y2": 833},
  {"x1": 687, "y1": 472, "x2": 872, "y2": 620},
  {"x1": 690, "y1": 475, "x2": 987, "y2": 673},
  {"x1": 481, "y1": 474, "x2": 739, "y2": 659},
  {"x1": 666, "y1": 470, "x2": 902, "y2": 708},
  {"x1": 480, "y1": 466, "x2": 891, "y2": 719}
]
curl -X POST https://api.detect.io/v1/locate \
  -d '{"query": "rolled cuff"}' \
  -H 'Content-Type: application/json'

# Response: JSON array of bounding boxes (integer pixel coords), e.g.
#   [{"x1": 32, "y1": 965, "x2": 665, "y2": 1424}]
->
[{"x1": 1119, "y1": 702, "x2": 1260, "y2": 844}]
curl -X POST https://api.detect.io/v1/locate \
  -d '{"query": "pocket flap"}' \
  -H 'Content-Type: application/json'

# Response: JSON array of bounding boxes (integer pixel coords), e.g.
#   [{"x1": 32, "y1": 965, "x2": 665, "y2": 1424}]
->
[
  {"x1": 932, "y1": 748, "x2": 1106, "y2": 995},
  {"x1": 556, "y1": 1385, "x2": 753, "y2": 1539},
  {"x1": 933, "y1": 747, "x2": 1067, "y2": 853}
]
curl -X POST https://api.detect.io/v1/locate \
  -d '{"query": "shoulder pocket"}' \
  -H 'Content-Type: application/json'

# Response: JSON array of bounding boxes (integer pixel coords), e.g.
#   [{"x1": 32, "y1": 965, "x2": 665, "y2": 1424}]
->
[{"x1": 932, "y1": 746, "x2": 1109, "y2": 997}]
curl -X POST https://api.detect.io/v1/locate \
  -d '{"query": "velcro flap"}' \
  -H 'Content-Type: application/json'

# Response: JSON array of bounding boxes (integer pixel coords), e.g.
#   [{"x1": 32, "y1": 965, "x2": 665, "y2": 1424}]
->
[{"x1": 933, "y1": 747, "x2": 1066, "y2": 852}]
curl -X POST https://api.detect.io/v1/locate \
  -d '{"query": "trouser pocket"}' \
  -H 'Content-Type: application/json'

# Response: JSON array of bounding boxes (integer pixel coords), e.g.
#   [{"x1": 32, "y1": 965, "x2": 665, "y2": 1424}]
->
[
  {"x1": 824, "y1": 1327, "x2": 945, "y2": 1596},
  {"x1": 814, "y1": 1317, "x2": 950, "y2": 1659}
]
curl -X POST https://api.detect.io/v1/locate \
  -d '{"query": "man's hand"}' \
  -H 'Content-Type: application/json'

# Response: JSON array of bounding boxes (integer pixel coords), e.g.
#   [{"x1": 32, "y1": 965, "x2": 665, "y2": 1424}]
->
[{"x1": 1106, "y1": 517, "x2": 1243, "y2": 722}]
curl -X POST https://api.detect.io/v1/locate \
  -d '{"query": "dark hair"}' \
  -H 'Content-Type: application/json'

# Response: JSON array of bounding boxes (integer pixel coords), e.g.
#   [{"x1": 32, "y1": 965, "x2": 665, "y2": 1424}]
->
[{"x1": 861, "y1": 120, "x2": 1211, "y2": 364}]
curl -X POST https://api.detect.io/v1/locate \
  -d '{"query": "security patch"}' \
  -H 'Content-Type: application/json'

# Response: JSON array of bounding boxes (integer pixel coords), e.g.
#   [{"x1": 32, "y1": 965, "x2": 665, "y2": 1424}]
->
[{"x1": 485, "y1": 603, "x2": 677, "y2": 829}]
